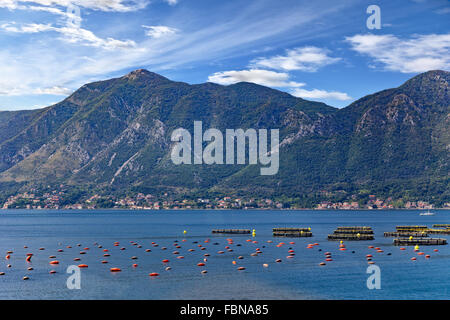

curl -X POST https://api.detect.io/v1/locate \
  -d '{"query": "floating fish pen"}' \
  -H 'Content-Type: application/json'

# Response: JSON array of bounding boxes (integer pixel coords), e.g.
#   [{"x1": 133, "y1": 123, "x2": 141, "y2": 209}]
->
[
  {"x1": 393, "y1": 238, "x2": 447, "y2": 246},
  {"x1": 273, "y1": 228, "x2": 311, "y2": 232},
  {"x1": 384, "y1": 232, "x2": 428, "y2": 237},
  {"x1": 336, "y1": 226, "x2": 373, "y2": 231},
  {"x1": 328, "y1": 226, "x2": 374, "y2": 240},
  {"x1": 433, "y1": 224, "x2": 450, "y2": 228},
  {"x1": 273, "y1": 231, "x2": 313, "y2": 237},
  {"x1": 328, "y1": 233, "x2": 374, "y2": 240},
  {"x1": 211, "y1": 229, "x2": 251, "y2": 234},
  {"x1": 426, "y1": 229, "x2": 450, "y2": 235},
  {"x1": 396, "y1": 226, "x2": 428, "y2": 232},
  {"x1": 334, "y1": 229, "x2": 374, "y2": 235},
  {"x1": 273, "y1": 228, "x2": 312, "y2": 237}
]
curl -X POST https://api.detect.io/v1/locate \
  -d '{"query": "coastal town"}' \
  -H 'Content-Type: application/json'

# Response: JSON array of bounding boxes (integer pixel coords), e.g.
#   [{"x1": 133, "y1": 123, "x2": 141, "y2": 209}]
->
[{"x1": 1, "y1": 189, "x2": 447, "y2": 210}]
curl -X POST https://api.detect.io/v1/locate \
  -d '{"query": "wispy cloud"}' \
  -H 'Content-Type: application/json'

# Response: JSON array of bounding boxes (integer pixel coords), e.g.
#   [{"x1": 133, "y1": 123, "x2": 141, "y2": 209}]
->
[
  {"x1": 208, "y1": 69, "x2": 305, "y2": 87},
  {"x1": 1, "y1": 22, "x2": 136, "y2": 49},
  {"x1": 33, "y1": 86, "x2": 73, "y2": 95},
  {"x1": 291, "y1": 88, "x2": 351, "y2": 101},
  {"x1": 142, "y1": 25, "x2": 178, "y2": 38},
  {"x1": 0, "y1": 1, "x2": 150, "y2": 12},
  {"x1": 346, "y1": 33, "x2": 450, "y2": 73},
  {"x1": 164, "y1": 0, "x2": 178, "y2": 6},
  {"x1": 251, "y1": 46, "x2": 340, "y2": 72}
]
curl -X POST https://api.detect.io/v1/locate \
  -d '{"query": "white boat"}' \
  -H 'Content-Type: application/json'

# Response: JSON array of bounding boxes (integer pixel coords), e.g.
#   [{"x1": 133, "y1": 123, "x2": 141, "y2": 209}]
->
[{"x1": 419, "y1": 210, "x2": 435, "y2": 216}]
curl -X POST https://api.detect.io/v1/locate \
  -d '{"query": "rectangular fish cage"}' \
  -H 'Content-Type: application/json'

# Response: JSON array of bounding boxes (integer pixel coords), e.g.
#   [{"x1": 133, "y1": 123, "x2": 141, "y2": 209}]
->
[
  {"x1": 211, "y1": 229, "x2": 251, "y2": 234},
  {"x1": 273, "y1": 231, "x2": 313, "y2": 237},
  {"x1": 328, "y1": 233, "x2": 374, "y2": 241},
  {"x1": 393, "y1": 238, "x2": 447, "y2": 246},
  {"x1": 384, "y1": 232, "x2": 428, "y2": 237}
]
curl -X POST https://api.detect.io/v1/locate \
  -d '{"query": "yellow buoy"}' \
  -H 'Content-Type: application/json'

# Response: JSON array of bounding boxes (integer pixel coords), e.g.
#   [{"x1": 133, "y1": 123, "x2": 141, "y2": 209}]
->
[{"x1": 183, "y1": 230, "x2": 187, "y2": 235}]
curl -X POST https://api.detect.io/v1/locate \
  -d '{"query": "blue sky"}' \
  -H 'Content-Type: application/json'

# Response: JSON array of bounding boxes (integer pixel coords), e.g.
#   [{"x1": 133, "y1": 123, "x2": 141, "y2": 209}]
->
[{"x1": 0, "y1": 0, "x2": 449, "y2": 110}]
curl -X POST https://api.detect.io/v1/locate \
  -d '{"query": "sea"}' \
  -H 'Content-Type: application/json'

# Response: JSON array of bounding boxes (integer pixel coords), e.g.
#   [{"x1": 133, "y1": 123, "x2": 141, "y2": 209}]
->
[{"x1": 0, "y1": 209, "x2": 448, "y2": 300}]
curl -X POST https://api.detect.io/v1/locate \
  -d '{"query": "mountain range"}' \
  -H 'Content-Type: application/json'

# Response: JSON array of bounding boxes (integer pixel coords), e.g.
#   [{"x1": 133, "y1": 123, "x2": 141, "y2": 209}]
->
[{"x1": 0, "y1": 69, "x2": 448, "y2": 207}]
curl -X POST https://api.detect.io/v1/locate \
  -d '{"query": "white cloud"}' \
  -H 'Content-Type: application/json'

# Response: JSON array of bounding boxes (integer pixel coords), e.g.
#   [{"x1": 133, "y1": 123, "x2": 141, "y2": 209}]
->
[
  {"x1": 33, "y1": 86, "x2": 73, "y2": 95},
  {"x1": 1, "y1": 22, "x2": 136, "y2": 50},
  {"x1": 251, "y1": 46, "x2": 340, "y2": 72},
  {"x1": 346, "y1": 33, "x2": 450, "y2": 73},
  {"x1": 142, "y1": 25, "x2": 178, "y2": 38},
  {"x1": 291, "y1": 88, "x2": 351, "y2": 101},
  {"x1": 208, "y1": 69, "x2": 305, "y2": 88},
  {"x1": 0, "y1": 1, "x2": 149, "y2": 12},
  {"x1": 164, "y1": 0, "x2": 178, "y2": 5}
]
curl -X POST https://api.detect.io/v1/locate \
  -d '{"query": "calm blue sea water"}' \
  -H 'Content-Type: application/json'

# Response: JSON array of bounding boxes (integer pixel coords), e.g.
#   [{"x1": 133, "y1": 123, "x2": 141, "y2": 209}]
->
[{"x1": 0, "y1": 209, "x2": 448, "y2": 300}]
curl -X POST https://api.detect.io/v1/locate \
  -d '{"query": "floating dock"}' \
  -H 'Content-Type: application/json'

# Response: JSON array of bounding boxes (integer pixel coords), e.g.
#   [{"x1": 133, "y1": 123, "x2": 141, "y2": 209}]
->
[
  {"x1": 393, "y1": 238, "x2": 447, "y2": 246},
  {"x1": 328, "y1": 233, "x2": 374, "y2": 240},
  {"x1": 396, "y1": 226, "x2": 428, "y2": 232},
  {"x1": 384, "y1": 232, "x2": 428, "y2": 237},
  {"x1": 328, "y1": 226, "x2": 374, "y2": 241},
  {"x1": 212, "y1": 229, "x2": 251, "y2": 234},
  {"x1": 272, "y1": 228, "x2": 312, "y2": 237}
]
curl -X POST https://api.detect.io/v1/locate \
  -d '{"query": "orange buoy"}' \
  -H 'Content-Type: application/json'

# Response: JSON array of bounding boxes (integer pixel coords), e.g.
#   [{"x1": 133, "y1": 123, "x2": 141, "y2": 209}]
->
[
  {"x1": 177, "y1": 256, "x2": 184, "y2": 259},
  {"x1": 132, "y1": 264, "x2": 138, "y2": 267},
  {"x1": 319, "y1": 262, "x2": 326, "y2": 266},
  {"x1": 237, "y1": 267, "x2": 246, "y2": 271},
  {"x1": 286, "y1": 255, "x2": 294, "y2": 259},
  {"x1": 49, "y1": 270, "x2": 56, "y2": 274},
  {"x1": 101, "y1": 260, "x2": 108, "y2": 264},
  {"x1": 417, "y1": 252, "x2": 425, "y2": 255},
  {"x1": 368, "y1": 261, "x2": 375, "y2": 265},
  {"x1": 366, "y1": 254, "x2": 373, "y2": 258},
  {"x1": 5, "y1": 255, "x2": 10, "y2": 260},
  {"x1": 110, "y1": 268, "x2": 122, "y2": 272},
  {"x1": 433, "y1": 249, "x2": 439, "y2": 252},
  {"x1": 232, "y1": 261, "x2": 236, "y2": 265},
  {"x1": 49, "y1": 260, "x2": 59, "y2": 265},
  {"x1": 325, "y1": 258, "x2": 333, "y2": 262},
  {"x1": 162, "y1": 259, "x2": 170, "y2": 263},
  {"x1": 411, "y1": 257, "x2": 417, "y2": 261},
  {"x1": 425, "y1": 255, "x2": 431, "y2": 259},
  {"x1": 197, "y1": 263, "x2": 205, "y2": 266},
  {"x1": 149, "y1": 272, "x2": 159, "y2": 277},
  {"x1": 78, "y1": 264, "x2": 88, "y2": 268},
  {"x1": 74, "y1": 258, "x2": 81, "y2": 261},
  {"x1": 400, "y1": 247, "x2": 406, "y2": 250}
]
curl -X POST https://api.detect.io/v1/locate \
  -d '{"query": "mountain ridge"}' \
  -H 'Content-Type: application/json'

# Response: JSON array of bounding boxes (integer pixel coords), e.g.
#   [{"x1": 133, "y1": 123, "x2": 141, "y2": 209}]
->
[{"x1": 0, "y1": 69, "x2": 448, "y2": 207}]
